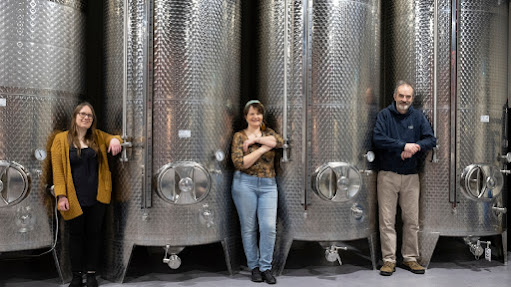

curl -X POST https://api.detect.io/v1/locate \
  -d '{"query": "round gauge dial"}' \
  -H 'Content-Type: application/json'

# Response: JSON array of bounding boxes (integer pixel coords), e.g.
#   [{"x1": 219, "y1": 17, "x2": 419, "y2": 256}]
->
[
  {"x1": 215, "y1": 150, "x2": 225, "y2": 162},
  {"x1": 365, "y1": 151, "x2": 375, "y2": 162},
  {"x1": 34, "y1": 149, "x2": 47, "y2": 161}
]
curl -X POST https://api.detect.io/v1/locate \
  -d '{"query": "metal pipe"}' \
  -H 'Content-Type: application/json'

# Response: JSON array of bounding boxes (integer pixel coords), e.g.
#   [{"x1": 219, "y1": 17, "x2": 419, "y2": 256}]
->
[
  {"x1": 143, "y1": 0, "x2": 154, "y2": 208},
  {"x1": 492, "y1": 206, "x2": 508, "y2": 214},
  {"x1": 282, "y1": 0, "x2": 290, "y2": 162},
  {"x1": 301, "y1": 0, "x2": 312, "y2": 211},
  {"x1": 121, "y1": 0, "x2": 129, "y2": 162},
  {"x1": 449, "y1": 0, "x2": 459, "y2": 206},
  {"x1": 432, "y1": 0, "x2": 439, "y2": 163}
]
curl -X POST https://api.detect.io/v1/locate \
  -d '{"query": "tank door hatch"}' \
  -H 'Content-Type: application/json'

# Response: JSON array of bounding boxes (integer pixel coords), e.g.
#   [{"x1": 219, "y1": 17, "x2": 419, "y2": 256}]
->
[
  {"x1": 0, "y1": 161, "x2": 31, "y2": 207},
  {"x1": 312, "y1": 162, "x2": 362, "y2": 202},
  {"x1": 156, "y1": 162, "x2": 211, "y2": 205},
  {"x1": 460, "y1": 164, "x2": 503, "y2": 201}
]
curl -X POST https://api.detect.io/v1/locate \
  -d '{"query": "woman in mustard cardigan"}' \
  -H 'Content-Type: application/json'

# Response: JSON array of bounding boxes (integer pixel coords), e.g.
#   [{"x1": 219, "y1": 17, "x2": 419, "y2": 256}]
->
[{"x1": 51, "y1": 102, "x2": 122, "y2": 287}]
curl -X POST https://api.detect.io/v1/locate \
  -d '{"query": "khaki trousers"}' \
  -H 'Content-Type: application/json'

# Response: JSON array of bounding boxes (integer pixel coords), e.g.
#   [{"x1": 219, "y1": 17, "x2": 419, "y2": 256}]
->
[{"x1": 377, "y1": 170, "x2": 420, "y2": 263}]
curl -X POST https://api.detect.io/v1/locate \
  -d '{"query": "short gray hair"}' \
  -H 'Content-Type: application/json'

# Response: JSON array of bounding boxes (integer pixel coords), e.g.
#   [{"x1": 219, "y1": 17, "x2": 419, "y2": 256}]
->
[{"x1": 393, "y1": 80, "x2": 414, "y2": 96}]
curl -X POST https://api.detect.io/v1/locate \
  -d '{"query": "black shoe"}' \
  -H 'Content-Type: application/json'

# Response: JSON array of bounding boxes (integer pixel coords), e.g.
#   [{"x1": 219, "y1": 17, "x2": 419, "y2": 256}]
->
[
  {"x1": 261, "y1": 269, "x2": 276, "y2": 284},
  {"x1": 251, "y1": 267, "x2": 263, "y2": 282},
  {"x1": 69, "y1": 272, "x2": 82, "y2": 287},
  {"x1": 86, "y1": 273, "x2": 98, "y2": 287}
]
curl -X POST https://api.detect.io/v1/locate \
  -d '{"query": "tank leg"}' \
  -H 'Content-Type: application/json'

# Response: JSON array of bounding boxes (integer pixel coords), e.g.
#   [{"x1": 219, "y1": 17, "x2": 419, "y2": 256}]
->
[
  {"x1": 221, "y1": 236, "x2": 241, "y2": 275},
  {"x1": 368, "y1": 232, "x2": 378, "y2": 270},
  {"x1": 102, "y1": 239, "x2": 134, "y2": 283},
  {"x1": 52, "y1": 248, "x2": 69, "y2": 284},
  {"x1": 418, "y1": 231, "x2": 440, "y2": 268},
  {"x1": 53, "y1": 219, "x2": 71, "y2": 284},
  {"x1": 501, "y1": 230, "x2": 507, "y2": 265},
  {"x1": 272, "y1": 236, "x2": 294, "y2": 275}
]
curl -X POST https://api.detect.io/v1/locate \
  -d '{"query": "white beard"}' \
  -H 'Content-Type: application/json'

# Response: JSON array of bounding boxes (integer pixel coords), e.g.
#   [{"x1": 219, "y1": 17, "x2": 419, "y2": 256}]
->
[{"x1": 397, "y1": 103, "x2": 410, "y2": 111}]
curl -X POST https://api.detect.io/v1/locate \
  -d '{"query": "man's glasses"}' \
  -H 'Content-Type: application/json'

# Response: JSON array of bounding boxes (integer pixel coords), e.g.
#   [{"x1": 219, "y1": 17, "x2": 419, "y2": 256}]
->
[{"x1": 78, "y1": 112, "x2": 93, "y2": 119}]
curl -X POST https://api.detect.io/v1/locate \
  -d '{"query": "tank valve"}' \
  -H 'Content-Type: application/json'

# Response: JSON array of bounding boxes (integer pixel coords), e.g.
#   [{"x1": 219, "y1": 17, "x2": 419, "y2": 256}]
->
[
  {"x1": 464, "y1": 237, "x2": 491, "y2": 260},
  {"x1": 492, "y1": 205, "x2": 507, "y2": 214},
  {"x1": 324, "y1": 245, "x2": 348, "y2": 265},
  {"x1": 499, "y1": 169, "x2": 511, "y2": 175},
  {"x1": 120, "y1": 141, "x2": 133, "y2": 162},
  {"x1": 499, "y1": 152, "x2": 511, "y2": 163},
  {"x1": 199, "y1": 204, "x2": 215, "y2": 228},
  {"x1": 163, "y1": 245, "x2": 182, "y2": 269},
  {"x1": 465, "y1": 238, "x2": 483, "y2": 259},
  {"x1": 350, "y1": 204, "x2": 364, "y2": 220}
]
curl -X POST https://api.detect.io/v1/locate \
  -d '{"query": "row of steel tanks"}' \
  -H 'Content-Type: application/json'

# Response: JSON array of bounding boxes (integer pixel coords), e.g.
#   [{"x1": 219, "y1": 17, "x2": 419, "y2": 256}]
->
[
  {"x1": 0, "y1": 0, "x2": 509, "y2": 283},
  {"x1": 0, "y1": 0, "x2": 85, "y2": 282},
  {"x1": 384, "y1": 0, "x2": 509, "y2": 267}
]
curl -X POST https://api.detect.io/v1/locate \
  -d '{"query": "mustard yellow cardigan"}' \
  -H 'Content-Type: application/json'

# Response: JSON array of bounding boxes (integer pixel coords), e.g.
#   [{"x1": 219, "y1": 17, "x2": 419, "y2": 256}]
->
[{"x1": 51, "y1": 130, "x2": 122, "y2": 220}]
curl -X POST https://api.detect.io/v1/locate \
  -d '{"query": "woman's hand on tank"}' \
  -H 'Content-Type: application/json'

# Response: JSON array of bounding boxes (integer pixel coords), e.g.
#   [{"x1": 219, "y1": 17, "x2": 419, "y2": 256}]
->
[
  {"x1": 108, "y1": 138, "x2": 122, "y2": 156},
  {"x1": 57, "y1": 196, "x2": 70, "y2": 211}
]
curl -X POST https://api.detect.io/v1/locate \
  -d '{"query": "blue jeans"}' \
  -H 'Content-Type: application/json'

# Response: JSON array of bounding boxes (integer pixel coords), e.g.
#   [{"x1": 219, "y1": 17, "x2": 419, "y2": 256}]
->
[{"x1": 232, "y1": 171, "x2": 278, "y2": 271}]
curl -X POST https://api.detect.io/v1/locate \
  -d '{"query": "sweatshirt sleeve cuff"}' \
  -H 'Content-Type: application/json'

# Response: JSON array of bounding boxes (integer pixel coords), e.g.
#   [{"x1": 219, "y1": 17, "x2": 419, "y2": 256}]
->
[{"x1": 398, "y1": 141, "x2": 406, "y2": 151}]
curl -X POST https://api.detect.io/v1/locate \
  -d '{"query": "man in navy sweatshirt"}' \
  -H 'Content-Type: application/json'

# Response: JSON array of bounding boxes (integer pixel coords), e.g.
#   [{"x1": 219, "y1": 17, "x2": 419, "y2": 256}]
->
[{"x1": 373, "y1": 80, "x2": 437, "y2": 276}]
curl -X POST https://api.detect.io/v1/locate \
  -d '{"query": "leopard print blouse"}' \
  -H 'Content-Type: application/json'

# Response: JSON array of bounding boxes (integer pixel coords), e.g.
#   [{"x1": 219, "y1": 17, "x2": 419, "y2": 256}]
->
[{"x1": 231, "y1": 127, "x2": 284, "y2": 178}]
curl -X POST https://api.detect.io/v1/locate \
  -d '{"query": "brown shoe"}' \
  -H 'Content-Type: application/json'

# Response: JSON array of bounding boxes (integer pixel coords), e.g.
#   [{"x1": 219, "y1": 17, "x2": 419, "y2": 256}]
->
[
  {"x1": 403, "y1": 261, "x2": 426, "y2": 274},
  {"x1": 379, "y1": 261, "x2": 396, "y2": 276}
]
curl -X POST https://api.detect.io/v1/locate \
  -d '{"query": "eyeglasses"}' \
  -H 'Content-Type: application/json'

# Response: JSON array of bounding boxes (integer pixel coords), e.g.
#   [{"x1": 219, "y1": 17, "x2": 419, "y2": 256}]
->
[{"x1": 78, "y1": 112, "x2": 93, "y2": 119}]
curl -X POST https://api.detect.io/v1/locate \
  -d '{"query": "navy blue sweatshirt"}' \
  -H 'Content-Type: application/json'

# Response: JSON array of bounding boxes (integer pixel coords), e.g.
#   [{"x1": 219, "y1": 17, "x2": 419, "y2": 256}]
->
[{"x1": 373, "y1": 103, "x2": 437, "y2": 174}]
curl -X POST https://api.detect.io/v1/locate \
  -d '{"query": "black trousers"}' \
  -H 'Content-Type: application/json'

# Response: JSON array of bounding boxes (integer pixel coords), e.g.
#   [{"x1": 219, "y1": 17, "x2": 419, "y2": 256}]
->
[{"x1": 68, "y1": 202, "x2": 107, "y2": 272}]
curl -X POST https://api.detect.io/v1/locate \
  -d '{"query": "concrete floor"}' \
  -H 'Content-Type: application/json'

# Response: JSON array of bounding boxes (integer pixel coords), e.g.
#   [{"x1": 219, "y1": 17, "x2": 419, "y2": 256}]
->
[{"x1": 1, "y1": 237, "x2": 509, "y2": 287}]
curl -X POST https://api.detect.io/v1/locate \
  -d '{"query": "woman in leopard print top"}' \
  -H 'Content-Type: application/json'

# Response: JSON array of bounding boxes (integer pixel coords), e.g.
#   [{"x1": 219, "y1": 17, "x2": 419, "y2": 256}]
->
[{"x1": 231, "y1": 100, "x2": 283, "y2": 284}]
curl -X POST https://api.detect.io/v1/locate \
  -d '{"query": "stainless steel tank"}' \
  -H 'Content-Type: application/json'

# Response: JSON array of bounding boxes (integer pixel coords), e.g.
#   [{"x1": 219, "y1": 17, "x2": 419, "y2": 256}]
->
[
  {"x1": 0, "y1": 0, "x2": 84, "y2": 263},
  {"x1": 383, "y1": 0, "x2": 509, "y2": 266},
  {"x1": 102, "y1": 0, "x2": 241, "y2": 282},
  {"x1": 257, "y1": 0, "x2": 381, "y2": 273}
]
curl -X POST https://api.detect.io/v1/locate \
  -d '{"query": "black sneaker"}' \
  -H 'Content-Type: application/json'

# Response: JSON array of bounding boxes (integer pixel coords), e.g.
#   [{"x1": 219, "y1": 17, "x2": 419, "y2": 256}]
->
[
  {"x1": 69, "y1": 272, "x2": 82, "y2": 287},
  {"x1": 86, "y1": 273, "x2": 98, "y2": 287},
  {"x1": 261, "y1": 269, "x2": 276, "y2": 284},
  {"x1": 251, "y1": 267, "x2": 263, "y2": 282}
]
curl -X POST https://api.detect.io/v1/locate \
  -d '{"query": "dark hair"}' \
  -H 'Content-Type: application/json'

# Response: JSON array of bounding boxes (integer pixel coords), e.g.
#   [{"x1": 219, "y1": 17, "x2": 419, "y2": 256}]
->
[
  {"x1": 67, "y1": 102, "x2": 101, "y2": 161},
  {"x1": 393, "y1": 80, "x2": 414, "y2": 96},
  {"x1": 243, "y1": 101, "x2": 267, "y2": 130}
]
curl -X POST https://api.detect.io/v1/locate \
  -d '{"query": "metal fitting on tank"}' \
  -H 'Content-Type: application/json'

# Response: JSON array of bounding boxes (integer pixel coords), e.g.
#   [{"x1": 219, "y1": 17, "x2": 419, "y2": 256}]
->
[
  {"x1": 492, "y1": 205, "x2": 507, "y2": 214},
  {"x1": 463, "y1": 237, "x2": 491, "y2": 261},
  {"x1": 324, "y1": 245, "x2": 348, "y2": 265},
  {"x1": 162, "y1": 245, "x2": 183, "y2": 269}
]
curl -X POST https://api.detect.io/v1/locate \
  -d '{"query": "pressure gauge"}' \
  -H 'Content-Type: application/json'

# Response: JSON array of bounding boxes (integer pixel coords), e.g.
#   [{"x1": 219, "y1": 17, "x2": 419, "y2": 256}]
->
[
  {"x1": 34, "y1": 149, "x2": 47, "y2": 161},
  {"x1": 364, "y1": 151, "x2": 375, "y2": 163},
  {"x1": 215, "y1": 150, "x2": 225, "y2": 162}
]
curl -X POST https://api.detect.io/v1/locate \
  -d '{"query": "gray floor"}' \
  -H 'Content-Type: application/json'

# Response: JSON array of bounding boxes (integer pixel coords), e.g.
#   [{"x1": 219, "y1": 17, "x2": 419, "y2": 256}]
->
[{"x1": 1, "y1": 238, "x2": 509, "y2": 287}]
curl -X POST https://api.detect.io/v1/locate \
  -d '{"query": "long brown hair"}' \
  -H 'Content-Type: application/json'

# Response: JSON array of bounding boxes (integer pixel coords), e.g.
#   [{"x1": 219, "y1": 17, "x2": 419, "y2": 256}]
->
[{"x1": 67, "y1": 102, "x2": 101, "y2": 161}]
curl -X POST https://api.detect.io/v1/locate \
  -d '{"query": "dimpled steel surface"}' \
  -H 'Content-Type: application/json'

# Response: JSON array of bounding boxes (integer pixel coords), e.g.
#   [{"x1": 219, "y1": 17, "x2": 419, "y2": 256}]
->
[
  {"x1": 384, "y1": 0, "x2": 508, "y2": 266},
  {"x1": 0, "y1": 0, "x2": 84, "y2": 253},
  {"x1": 258, "y1": 0, "x2": 380, "y2": 273},
  {"x1": 102, "y1": 0, "x2": 241, "y2": 282}
]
